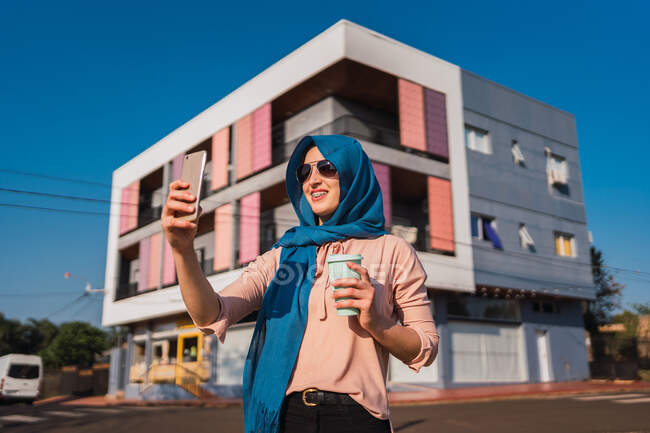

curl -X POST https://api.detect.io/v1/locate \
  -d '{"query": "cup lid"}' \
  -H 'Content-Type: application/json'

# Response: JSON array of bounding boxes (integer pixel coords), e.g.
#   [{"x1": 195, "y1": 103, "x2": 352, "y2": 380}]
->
[{"x1": 325, "y1": 254, "x2": 362, "y2": 262}]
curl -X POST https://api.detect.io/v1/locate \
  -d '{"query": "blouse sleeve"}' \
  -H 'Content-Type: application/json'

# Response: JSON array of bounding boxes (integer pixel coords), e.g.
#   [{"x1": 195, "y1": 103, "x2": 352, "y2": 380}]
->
[
  {"x1": 391, "y1": 238, "x2": 439, "y2": 372},
  {"x1": 191, "y1": 247, "x2": 281, "y2": 343}
]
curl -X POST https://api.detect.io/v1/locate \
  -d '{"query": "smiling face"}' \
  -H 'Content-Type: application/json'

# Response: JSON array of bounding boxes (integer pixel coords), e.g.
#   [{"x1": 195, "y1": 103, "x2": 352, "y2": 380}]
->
[{"x1": 301, "y1": 145, "x2": 340, "y2": 225}]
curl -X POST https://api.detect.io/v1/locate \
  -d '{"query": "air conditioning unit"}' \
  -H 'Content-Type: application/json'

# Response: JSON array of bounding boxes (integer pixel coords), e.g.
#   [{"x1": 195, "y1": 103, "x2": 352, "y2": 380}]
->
[{"x1": 391, "y1": 224, "x2": 418, "y2": 244}]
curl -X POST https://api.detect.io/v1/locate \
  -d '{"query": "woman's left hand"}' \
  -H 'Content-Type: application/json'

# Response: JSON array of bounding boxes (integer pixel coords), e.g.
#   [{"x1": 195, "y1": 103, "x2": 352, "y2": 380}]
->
[{"x1": 330, "y1": 262, "x2": 390, "y2": 335}]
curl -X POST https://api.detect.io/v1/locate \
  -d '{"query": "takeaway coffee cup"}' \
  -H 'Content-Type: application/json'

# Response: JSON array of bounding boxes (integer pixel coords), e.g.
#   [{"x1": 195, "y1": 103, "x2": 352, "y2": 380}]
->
[{"x1": 326, "y1": 253, "x2": 363, "y2": 316}]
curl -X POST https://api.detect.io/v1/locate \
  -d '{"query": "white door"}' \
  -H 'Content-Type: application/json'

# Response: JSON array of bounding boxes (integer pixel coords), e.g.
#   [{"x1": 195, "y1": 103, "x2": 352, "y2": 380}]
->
[
  {"x1": 389, "y1": 354, "x2": 438, "y2": 384},
  {"x1": 449, "y1": 321, "x2": 527, "y2": 383},
  {"x1": 536, "y1": 330, "x2": 551, "y2": 382},
  {"x1": 216, "y1": 325, "x2": 254, "y2": 385}
]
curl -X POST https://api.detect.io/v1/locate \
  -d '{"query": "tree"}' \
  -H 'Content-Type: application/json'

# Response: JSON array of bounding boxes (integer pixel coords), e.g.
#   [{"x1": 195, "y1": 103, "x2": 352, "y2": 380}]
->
[
  {"x1": 0, "y1": 313, "x2": 21, "y2": 356},
  {"x1": 39, "y1": 321, "x2": 108, "y2": 368},
  {"x1": 105, "y1": 326, "x2": 128, "y2": 348},
  {"x1": 611, "y1": 310, "x2": 639, "y2": 337},
  {"x1": 584, "y1": 246, "x2": 625, "y2": 333},
  {"x1": 631, "y1": 302, "x2": 650, "y2": 316}
]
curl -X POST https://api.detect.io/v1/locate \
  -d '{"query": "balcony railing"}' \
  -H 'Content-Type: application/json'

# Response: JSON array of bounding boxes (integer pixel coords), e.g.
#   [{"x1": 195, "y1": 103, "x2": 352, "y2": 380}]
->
[
  {"x1": 115, "y1": 282, "x2": 138, "y2": 301},
  {"x1": 271, "y1": 114, "x2": 400, "y2": 165}
]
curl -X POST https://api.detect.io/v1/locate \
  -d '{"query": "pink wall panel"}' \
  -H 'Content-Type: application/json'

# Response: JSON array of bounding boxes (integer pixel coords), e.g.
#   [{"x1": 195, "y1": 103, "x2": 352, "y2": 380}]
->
[
  {"x1": 120, "y1": 181, "x2": 139, "y2": 235},
  {"x1": 211, "y1": 128, "x2": 230, "y2": 191},
  {"x1": 427, "y1": 177, "x2": 454, "y2": 252},
  {"x1": 137, "y1": 237, "x2": 150, "y2": 292},
  {"x1": 398, "y1": 79, "x2": 426, "y2": 151},
  {"x1": 235, "y1": 114, "x2": 253, "y2": 180},
  {"x1": 239, "y1": 192, "x2": 260, "y2": 265},
  {"x1": 424, "y1": 88, "x2": 449, "y2": 159},
  {"x1": 162, "y1": 234, "x2": 176, "y2": 286},
  {"x1": 213, "y1": 204, "x2": 234, "y2": 272},
  {"x1": 252, "y1": 103, "x2": 272, "y2": 172},
  {"x1": 119, "y1": 187, "x2": 130, "y2": 235},
  {"x1": 371, "y1": 162, "x2": 391, "y2": 227},
  {"x1": 147, "y1": 232, "x2": 162, "y2": 289},
  {"x1": 172, "y1": 154, "x2": 183, "y2": 183},
  {"x1": 128, "y1": 181, "x2": 140, "y2": 232}
]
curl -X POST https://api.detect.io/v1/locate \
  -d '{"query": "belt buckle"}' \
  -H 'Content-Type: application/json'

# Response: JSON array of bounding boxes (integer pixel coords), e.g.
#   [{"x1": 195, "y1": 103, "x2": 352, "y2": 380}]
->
[{"x1": 301, "y1": 388, "x2": 319, "y2": 407}]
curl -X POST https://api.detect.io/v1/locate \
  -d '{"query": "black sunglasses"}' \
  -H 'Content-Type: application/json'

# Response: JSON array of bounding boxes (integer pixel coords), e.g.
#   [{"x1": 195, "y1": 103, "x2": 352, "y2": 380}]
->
[{"x1": 296, "y1": 159, "x2": 338, "y2": 184}]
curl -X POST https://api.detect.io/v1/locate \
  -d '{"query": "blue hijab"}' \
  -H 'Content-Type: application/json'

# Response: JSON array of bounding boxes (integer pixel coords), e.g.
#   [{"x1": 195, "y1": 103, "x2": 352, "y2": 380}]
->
[{"x1": 241, "y1": 135, "x2": 388, "y2": 433}]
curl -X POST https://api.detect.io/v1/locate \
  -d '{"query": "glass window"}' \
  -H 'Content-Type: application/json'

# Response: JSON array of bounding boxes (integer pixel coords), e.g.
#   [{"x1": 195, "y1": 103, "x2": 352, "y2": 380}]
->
[
  {"x1": 465, "y1": 125, "x2": 491, "y2": 154},
  {"x1": 511, "y1": 140, "x2": 525, "y2": 165},
  {"x1": 448, "y1": 294, "x2": 521, "y2": 322},
  {"x1": 8, "y1": 364, "x2": 40, "y2": 379},
  {"x1": 470, "y1": 215, "x2": 480, "y2": 238},
  {"x1": 182, "y1": 337, "x2": 198, "y2": 363},
  {"x1": 554, "y1": 232, "x2": 575, "y2": 257},
  {"x1": 533, "y1": 301, "x2": 558, "y2": 314}
]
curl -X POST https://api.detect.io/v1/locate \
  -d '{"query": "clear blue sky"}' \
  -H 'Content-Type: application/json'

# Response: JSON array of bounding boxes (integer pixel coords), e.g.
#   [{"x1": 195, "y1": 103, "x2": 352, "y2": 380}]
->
[{"x1": 1, "y1": 1, "x2": 648, "y2": 328}]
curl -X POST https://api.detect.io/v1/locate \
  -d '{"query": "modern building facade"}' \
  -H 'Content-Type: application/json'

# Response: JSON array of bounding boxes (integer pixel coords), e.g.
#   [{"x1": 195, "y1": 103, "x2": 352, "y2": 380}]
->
[{"x1": 103, "y1": 20, "x2": 594, "y2": 399}]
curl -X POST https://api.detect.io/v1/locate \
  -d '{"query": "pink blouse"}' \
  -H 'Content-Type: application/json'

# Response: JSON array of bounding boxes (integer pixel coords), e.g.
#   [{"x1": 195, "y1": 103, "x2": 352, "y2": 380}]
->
[{"x1": 193, "y1": 234, "x2": 439, "y2": 420}]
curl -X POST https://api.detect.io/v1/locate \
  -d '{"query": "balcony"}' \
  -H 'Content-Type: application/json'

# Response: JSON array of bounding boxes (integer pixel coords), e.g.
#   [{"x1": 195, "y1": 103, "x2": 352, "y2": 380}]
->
[
  {"x1": 138, "y1": 205, "x2": 162, "y2": 227},
  {"x1": 271, "y1": 114, "x2": 400, "y2": 165},
  {"x1": 115, "y1": 282, "x2": 139, "y2": 301}
]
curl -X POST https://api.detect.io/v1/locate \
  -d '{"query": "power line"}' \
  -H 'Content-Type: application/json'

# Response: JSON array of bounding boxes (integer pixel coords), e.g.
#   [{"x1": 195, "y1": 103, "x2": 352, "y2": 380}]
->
[
  {"x1": 4, "y1": 196, "x2": 650, "y2": 281},
  {"x1": 0, "y1": 202, "x2": 133, "y2": 217},
  {"x1": 0, "y1": 291, "x2": 81, "y2": 297},
  {"x1": 0, "y1": 187, "x2": 139, "y2": 207},
  {"x1": 3, "y1": 172, "x2": 649, "y2": 278},
  {"x1": 44, "y1": 294, "x2": 88, "y2": 319}
]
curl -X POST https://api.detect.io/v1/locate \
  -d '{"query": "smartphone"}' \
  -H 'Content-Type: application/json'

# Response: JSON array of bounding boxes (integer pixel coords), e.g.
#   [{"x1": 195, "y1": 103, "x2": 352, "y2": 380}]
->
[{"x1": 177, "y1": 150, "x2": 207, "y2": 222}]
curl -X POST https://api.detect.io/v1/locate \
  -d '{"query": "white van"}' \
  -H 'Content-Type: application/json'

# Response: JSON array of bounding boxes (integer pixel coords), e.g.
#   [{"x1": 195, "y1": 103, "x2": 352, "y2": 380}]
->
[{"x1": 0, "y1": 354, "x2": 42, "y2": 403}]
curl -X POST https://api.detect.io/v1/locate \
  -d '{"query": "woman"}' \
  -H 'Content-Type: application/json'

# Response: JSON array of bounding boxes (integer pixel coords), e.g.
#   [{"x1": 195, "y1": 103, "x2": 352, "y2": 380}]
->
[{"x1": 162, "y1": 135, "x2": 438, "y2": 433}]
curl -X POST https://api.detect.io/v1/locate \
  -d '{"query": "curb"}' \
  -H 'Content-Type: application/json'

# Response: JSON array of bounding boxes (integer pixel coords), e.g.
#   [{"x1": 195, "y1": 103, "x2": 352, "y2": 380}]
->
[
  {"x1": 388, "y1": 383, "x2": 650, "y2": 406},
  {"x1": 33, "y1": 395, "x2": 74, "y2": 406}
]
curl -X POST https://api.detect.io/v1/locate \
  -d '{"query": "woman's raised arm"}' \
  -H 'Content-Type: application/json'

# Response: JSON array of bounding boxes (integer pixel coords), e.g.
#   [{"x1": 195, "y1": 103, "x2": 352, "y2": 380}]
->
[{"x1": 162, "y1": 180, "x2": 220, "y2": 327}]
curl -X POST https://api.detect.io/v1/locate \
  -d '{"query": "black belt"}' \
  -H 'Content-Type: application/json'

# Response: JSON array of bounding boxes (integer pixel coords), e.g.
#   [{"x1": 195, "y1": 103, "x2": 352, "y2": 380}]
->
[{"x1": 290, "y1": 388, "x2": 358, "y2": 406}]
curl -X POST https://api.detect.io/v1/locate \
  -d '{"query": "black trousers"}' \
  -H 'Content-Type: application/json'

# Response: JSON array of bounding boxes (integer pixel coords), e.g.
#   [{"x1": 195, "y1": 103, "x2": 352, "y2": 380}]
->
[{"x1": 280, "y1": 392, "x2": 392, "y2": 433}]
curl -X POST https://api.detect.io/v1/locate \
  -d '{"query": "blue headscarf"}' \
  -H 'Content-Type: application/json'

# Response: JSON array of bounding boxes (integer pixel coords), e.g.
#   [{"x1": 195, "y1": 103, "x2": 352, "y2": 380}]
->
[{"x1": 241, "y1": 135, "x2": 388, "y2": 433}]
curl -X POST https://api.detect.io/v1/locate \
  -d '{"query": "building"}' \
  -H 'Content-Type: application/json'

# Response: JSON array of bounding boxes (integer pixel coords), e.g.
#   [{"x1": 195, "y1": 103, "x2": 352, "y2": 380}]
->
[{"x1": 103, "y1": 20, "x2": 594, "y2": 399}]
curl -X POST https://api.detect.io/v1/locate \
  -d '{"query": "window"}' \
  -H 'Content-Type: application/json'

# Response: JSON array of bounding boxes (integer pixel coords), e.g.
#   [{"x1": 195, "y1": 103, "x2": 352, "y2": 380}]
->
[
  {"x1": 511, "y1": 140, "x2": 525, "y2": 165},
  {"x1": 448, "y1": 294, "x2": 521, "y2": 322},
  {"x1": 465, "y1": 125, "x2": 491, "y2": 154},
  {"x1": 7, "y1": 364, "x2": 40, "y2": 379},
  {"x1": 471, "y1": 214, "x2": 503, "y2": 249},
  {"x1": 518, "y1": 224, "x2": 535, "y2": 250},
  {"x1": 554, "y1": 232, "x2": 575, "y2": 257},
  {"x1": 546, "y1": 150, "x2": 568, "y2": 185},
  {"x1": 533, "y1": 300, "x2": 558, "y2": 313}
]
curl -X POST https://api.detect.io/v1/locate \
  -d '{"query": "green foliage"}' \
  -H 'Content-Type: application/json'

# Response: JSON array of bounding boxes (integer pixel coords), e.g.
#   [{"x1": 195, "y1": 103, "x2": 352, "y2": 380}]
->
[
  {"x1": 631, "y1": 302, "x2": 650, "y2": 316},
  {"x1": 611, "y1": 310, "x2": 639, "y2": 337},
  {"x1": 39, "y1": 321, "x2": 108, "y2": 368},
  {"x1": 584, "y1": 246, "x2": 625, "y2": 333},
  {"x1": 1, "y1": 313, "x2": 117, "y2": 368},
  {"x1": 0, "y1": 313, "x2": 58, "y2": 356}
]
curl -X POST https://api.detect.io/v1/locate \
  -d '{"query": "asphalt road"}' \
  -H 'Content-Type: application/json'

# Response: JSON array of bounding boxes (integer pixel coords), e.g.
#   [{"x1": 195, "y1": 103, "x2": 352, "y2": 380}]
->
[{"x1": 2, "y1": 392, "x2": 650, "y2": 433}]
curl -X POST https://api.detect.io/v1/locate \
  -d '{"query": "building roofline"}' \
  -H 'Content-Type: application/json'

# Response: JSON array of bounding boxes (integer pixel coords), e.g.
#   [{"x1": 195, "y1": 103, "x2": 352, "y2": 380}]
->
[{"x1": 461, "y1": 68, "x2": 576, "y2": 118}]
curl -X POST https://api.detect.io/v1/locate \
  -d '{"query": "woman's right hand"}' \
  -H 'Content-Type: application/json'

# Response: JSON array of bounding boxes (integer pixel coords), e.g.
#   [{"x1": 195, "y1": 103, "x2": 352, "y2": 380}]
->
[{"x1": 161, "y1": 180, "x2": 202, "y2": 253}]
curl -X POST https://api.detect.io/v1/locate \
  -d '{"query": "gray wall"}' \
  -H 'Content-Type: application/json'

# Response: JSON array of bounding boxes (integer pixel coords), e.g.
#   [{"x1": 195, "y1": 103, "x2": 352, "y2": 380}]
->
[
  {"x1": 521, "y1": 299, "x2": 590, "y2": 382},
  {"x1": 461, "y1": 70, "x2": 594, "y2": 299}
]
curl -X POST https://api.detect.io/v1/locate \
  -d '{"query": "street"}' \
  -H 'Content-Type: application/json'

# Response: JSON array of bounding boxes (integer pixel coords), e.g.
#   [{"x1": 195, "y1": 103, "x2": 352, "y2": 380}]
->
[{"x1": 2, "y1": 392, "x2": 650, "y2": 433}]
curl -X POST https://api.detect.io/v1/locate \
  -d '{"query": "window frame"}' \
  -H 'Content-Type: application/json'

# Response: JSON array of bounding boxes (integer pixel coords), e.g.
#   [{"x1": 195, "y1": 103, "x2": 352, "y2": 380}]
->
[
  {"x1": 465, "y1": 125, "x2": 491, "y2": 154},
  {"x1": 518, "y1": 224, "x2": 535, "y2": 249},
  {"x1": 511, "y1": 140, "x2": 525, "y2": 165},
  {"x1": 554, "y1": 231, "x2": 576, "y2": 257},
  {"x1": 471, "y1": 214, "x2": 496, "y2": 242}
]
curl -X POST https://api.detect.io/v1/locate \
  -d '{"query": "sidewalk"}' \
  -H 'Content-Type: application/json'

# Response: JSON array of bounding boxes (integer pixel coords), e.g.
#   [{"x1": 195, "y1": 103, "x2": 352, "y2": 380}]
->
[
  {"x1": 51, "y1": 380, "x2": 650, "y2": 408},
  {"x1": 388, "y1": 380, "x2": 650, "y2": 405}
]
